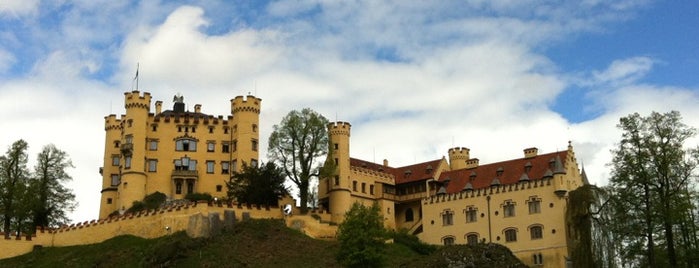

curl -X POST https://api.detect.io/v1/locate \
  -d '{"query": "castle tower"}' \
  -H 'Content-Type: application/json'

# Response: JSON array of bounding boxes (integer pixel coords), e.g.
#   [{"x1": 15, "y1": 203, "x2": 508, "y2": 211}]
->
[
  {"x1": 327, "y1": 122, "x2": 352, "y2": 223},
  {"x1": 117, "y1": 91, "x2": 152, "y2": 212},
  {"x1": 230, "y1": 95, "x2": 261, "y2": 168},
  {"x1": 98, "y1": 114, "x2": 122, "y2": 219},
  {"x1": 448, "y1": 147, "x2": 470, "y2": 170}
]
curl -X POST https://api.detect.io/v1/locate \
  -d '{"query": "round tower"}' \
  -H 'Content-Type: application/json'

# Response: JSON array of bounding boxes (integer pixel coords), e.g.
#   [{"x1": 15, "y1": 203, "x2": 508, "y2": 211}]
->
[
  {"x1": 327, "y1": 121, "x2": 352, "y2": 223},
  {"x1": 118, "y1": 91, "x2": 151, "y2": 212},
  {"x1": 448, "y1": 147, "x2": 470, "y2": 170},
  {"x1": 99, "y1": 114, "x2": 122, "y2": 219},
  {"x1": 230, "y1": 95, "x2": 262, "y2": 166}
]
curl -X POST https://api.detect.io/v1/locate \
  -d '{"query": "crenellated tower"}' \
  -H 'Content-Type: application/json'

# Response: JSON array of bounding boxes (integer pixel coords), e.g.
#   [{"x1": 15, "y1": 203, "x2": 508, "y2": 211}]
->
[
  {"x1": 117, "y1": 91, "x2": 152, "y2": 213},
  {"x1": 326, "y1": 121, "x2": 352, "y2": 223},
  {"x1": 230, "y1": 95, "x2": 262, "y2": 167},
  {"x1": 99, "y1": 114, "x2": 122, "y2": 219},
  {"x1": 448, "y1": 147, "x2": 470, "y2": 170}
]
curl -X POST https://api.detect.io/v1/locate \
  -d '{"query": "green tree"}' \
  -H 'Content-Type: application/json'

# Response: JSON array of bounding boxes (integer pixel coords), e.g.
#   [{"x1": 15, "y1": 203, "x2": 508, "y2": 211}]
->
[
  {"x1": 608, "y1": 111, "x2": 699, "y2": 267},
  {"x1": 268, "y1": 108, "x2": 329, "y2": 213},
  {"x1": 226, "y1": 162, "x2": 288, "y2": 206},
  {"x1": 0, "y1": 140, "x2": 30, "y2": 238},
  {"x1": 30, "y1": 144, "x2": 76, "y2": 229},
  {"x1": 336, "y1": 202, "x2": 387, "y2": 268}
]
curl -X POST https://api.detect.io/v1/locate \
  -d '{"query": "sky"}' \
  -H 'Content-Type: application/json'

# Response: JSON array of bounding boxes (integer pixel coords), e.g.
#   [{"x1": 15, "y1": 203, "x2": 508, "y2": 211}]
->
[{"x1": 1, "y1": 0, "x2": 698, "y2": 223}]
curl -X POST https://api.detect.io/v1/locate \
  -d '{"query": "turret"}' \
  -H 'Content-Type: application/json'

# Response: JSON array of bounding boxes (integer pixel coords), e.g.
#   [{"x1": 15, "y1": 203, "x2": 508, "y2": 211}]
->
[
  {"x1": 99, "y1": 114, "x2": 122, "y2": 219},
  {"x1": 230, "y1": 95, "x2": 261, "y2": 167},
  {"x1": 327, "y1": 121, "x2": 352, "y2": 223},
  {"x1": 448, "y1": 147, "x2": 470, "y2": 170},
  {"x1": 118, "y1": 90, "x2": 151, "y2": 212}
]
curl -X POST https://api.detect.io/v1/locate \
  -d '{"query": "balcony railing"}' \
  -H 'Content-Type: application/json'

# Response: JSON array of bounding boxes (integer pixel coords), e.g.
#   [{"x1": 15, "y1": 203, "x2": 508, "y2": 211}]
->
[
  {"x1": 120, "y1": 143, "x2": 133, "y2": 156},
  {"x1": 171, "y1": 169, "x2": 198, "y2": 178}
]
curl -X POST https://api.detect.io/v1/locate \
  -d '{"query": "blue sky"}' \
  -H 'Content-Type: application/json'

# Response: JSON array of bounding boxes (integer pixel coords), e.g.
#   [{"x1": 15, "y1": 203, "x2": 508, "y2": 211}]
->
[{"x1": 1, "y1": 0, "x2": 698, "y2": 222}]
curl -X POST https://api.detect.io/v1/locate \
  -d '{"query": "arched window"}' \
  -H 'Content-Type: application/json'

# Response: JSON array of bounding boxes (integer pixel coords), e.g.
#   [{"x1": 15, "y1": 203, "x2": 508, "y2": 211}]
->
[
  {"x1": 405, "y1": 208, "x2": 414, "y2": 222},
  {"x1": 465, "y1": 233, "x2": 479, "y2": 245},
  {"x1": 504, "y1": 228, "x2": 518, "y2": 242},
  {"x1": 442, "y1": 236, "x2": 455, "y2": 246},
  {"x1": 529, "y1": 224, "x2": 543, "y2": 240}
]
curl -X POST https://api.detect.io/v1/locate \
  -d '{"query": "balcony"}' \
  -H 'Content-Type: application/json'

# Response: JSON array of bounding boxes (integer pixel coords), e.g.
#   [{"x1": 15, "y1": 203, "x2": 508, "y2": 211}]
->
[{"x1": 171, "y1": 169, "x2": 198, "y2": 178}]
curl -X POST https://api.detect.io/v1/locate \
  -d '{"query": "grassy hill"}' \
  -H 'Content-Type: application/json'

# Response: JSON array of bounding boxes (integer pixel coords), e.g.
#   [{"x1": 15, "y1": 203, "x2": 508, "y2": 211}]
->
[{"x1": 0, "y1": 219, "x2": 526, "y2": 268}]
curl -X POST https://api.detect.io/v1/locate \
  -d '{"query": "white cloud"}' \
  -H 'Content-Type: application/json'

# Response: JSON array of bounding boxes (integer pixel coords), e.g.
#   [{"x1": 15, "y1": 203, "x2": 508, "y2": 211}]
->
[
  {"x1": 592, "y1": 56, "x2": 654, "y2": 86},
  {"x1": 0, "y1": 48, "x2": 15, "y2": 73},
  {"x1": 0, "y1": 0, "x2": 39, "y2": 17}
]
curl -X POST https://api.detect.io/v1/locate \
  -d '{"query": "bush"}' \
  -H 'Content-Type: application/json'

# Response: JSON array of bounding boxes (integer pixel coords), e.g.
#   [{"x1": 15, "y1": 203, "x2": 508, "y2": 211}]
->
[
  {"x1": 185, "y1": 192, "x2": 213, "y2": 202},
  {"x1": 336, "y1": 202, "x2": 387, "y2": 268},
  {"x1": 391, "y1": 229, "x2": 437, "y2": 255}
]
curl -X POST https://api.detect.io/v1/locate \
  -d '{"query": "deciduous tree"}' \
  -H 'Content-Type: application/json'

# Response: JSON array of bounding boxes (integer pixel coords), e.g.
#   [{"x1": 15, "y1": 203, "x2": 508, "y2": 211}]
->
[
  {"x1": 30, "y1": 144, "x2": 76, "y2": 229},
  {"x1": 336, "y1": 202, "x2": 387, "y2": 268},
  {"x1": 227, "y1": 162, "x2": 288, "y2": 206},
  {"x1": 268, "y1": 108, "x2": 329, "y2": 213},
  {"x1": 0, "y1": 140, "x2": 30, "y2": 238}
]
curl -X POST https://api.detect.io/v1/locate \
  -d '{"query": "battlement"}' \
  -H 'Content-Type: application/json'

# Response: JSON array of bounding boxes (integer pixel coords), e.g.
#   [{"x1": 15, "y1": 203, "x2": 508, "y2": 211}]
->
[
  {"x1": 124, "y1": 90, "x2": 151, "y2": 110},
  {"x1": 423, "y1": 177, "x2": 553, "y2": 205},
  {"x1": 231, "y1": 95, "x2": 261, "y2": 114},
  {"x1": 327, "y1": 122, "x2": 351, "y2": 136},
  {"x1": 104, "y1": 115, "x2": 122, "y2": 131},
  {"x1": 448, "y1": 147, "x2": 470, "y2": 158}
]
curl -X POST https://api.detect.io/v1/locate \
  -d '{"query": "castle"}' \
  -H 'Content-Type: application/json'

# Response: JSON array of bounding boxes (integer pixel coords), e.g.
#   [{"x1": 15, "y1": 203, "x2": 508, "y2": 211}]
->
[
  {"x1": 319, "y1": 122, "x2": 587, "y2": 268},
  {"x1": 99, "y1": 91, "x2": 261, "y2": 219},
  {"x1": 0, "y1": 91, "x2": 587, "y2": 265}
]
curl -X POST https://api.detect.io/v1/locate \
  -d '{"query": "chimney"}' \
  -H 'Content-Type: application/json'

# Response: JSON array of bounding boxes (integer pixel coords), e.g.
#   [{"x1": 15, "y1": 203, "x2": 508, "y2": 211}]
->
[
  {"x1": 155, "y1": 101, "x2": 162, "y2": 114},
  {"x1": 383, "y1": 159, "x2": 389, "y2": 167},
  {"x1": 524, "y1": 147, "x2": 538, "y2": 158},
  {"x1": 194, "y1": 104, "x2": 202, "y2": 113},
  {"x1": 466, "y1": 158, "x2": 479, "y2": 169}
]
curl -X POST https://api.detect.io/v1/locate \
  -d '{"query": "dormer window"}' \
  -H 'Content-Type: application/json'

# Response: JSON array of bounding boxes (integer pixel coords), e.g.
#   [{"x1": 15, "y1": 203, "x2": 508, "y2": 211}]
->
[
  {"x1": 469, "y1": 171, "x2": 477, "y2": 181},
  {"x1": 496, "y1": 167, "x2": 504, "y2": 177},
  {"x1": 426, "y1": 165, "x2": 433, "y2": 174},
  {"x1": 524, "y1": 162, "x2": 532, "y2": 173}
]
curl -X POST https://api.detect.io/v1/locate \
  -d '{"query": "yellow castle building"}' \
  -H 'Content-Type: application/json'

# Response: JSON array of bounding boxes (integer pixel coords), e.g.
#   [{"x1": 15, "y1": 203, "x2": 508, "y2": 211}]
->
[
  {"x1": 98, "y1": 91, "x2": 261, "y2": 219},
  {"x1": 98, "y1": 91, "x2": 586, "y2": 267},
  {"x1": 318, "y1": 122, "x2": 587, "y2": 268}
]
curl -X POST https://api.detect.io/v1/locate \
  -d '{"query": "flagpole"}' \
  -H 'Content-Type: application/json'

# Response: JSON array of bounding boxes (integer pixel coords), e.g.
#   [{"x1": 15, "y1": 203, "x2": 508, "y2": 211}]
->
[{"x1": 135, "y1": 63, "x2": 139, "y2": 90}]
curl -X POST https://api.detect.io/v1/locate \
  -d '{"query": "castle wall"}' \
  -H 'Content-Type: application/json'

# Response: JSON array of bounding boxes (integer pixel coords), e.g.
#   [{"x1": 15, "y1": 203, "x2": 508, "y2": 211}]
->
[{"x1": 420, "y1": 178, "x2": 573, "y2": 268}]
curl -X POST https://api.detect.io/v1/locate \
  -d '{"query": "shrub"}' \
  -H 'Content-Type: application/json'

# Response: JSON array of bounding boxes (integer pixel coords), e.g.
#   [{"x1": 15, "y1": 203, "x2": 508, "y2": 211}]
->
[
  {"x1": 336, "y1": 202, "x2": 387, "y2": 268},
  {"x1": 185, "y1": 192, "x2": 213, "y2": 202}
]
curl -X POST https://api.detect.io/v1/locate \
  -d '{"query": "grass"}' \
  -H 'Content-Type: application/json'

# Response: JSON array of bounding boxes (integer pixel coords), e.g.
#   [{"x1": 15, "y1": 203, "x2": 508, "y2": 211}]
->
[{"x1": 0, "y1": 219, "x2": 525, "y2": 268}]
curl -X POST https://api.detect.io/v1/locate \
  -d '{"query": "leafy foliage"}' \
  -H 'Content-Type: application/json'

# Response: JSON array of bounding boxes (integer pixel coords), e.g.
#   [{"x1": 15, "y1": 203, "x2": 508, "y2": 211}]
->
[
  {"x1": 125, "y1": 191, "x2": 167, "y2": 214},
  {"x1": 226, "y1": 162, "x2": 288, "y2": 206},
  {"x1": 336, "y1": 202, "x2": 387, "y2": 267},
  {"x1": 606, "y1": 111, "x2": 699, "y2": 267},
  {"x1": 268, "y1": 108, "x2": 329, "y2": 213},
  {"x1": 390, "y1": 229, "x2": 437, "y2": 255},
  {"x1": 184, "y1": 192, "x2": 213, "y2": 203}
]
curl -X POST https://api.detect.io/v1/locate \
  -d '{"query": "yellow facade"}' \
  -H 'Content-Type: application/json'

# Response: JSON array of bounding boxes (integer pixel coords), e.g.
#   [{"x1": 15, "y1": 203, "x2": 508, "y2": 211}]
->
[
  {"x1": 319, "y1": 121, "x2": 586, "y2": 267},
  {"x1": 99, "y1": 91, "x2": 261, "y2": 219}
]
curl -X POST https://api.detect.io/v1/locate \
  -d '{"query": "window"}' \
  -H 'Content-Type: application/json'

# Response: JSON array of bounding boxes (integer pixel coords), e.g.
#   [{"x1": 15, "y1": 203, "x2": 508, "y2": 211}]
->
[
  {"x1": 361, "y1": 182, "x2": 366, "y2": 193},
  {"x1": 206, "y1": 161, "x2": 215, "y2": 173},
  {"x1": 152, "y1": 124, "x2": 158, "y2": 132},
  {"x1": 208, "y1": 127, "x2": 214, "y2": 134},
  {"x1": 187, "y1": 181, "x2": 194, "y2": 194},
  {"x1": 176, "y1": 139, "x2": 197, "y2": 152},
  {"x1": 530, "y1": 225, "x2": 543, "y2": 240},
  {"x1": 528, "y1": 197, "x2": 541, "y2": 214},
  {"x1": 370, "y1": 185, "x2": 374, "y2": 195},
  {"x1": 175, "y1": 181, "x2": 182, "y2": 194},
  {"x1": 232, "y1": 140, "x2": 237, "y2": 152},
  {"x1": 465, "y1": 206, "x2": 477, "y2": 223},
  {"x1": 503, "y1": 200, "x2": 516, "y2": 217},
  {"x1": 534, "y1": 253, "x2": 544, "y2": 266},
  {"x1": 405, "y1": 208, "x2": 414, "y2": 222},
  {"x1": 334, "y1": 143, "x2": 338, "y2": 150},
  {"x1": 207, "y1": 142, "x2": 215, "y2": 152},
  {"x1": 442, "y1": 210, "x2": 454, "y2": 226},
  {"x1": 224, "y1": 127, "x2": 229, "y2": 134},
  {"x1": 222, "y1": 161, "x2": 230, "y2": 174},
  {"x1": 334, "y1": 175, "x2": 339, "y2": 186},
  {"x1": 111, "y1": 155, "x2": 120, "y2": 166},
  {"x1": 232, "y1": 160, "x2": 237, "y2": 172},
  {"x1": 175, "y1": 157, "x2": 196, "y2": 171},
  {"x1": 110, "y1": 174, "x2": 120, "y2": 186},
  {"x1": 252, "y1": 124, "x2": 257, "y2": 132},
  {"x1": 442, "y1": 236, "x2": 455, "y2": 246},
  {"x1": 107, "y1": 198, "x2": 112, "y2": 204},
  {"x1": 352, "y1": 181, "x2": 357, "y2": 191},
  {"x1": 466, "y1": 233, "x2": 479, "y2": 245},
  {"x1": 124, "y1": 156, "x2": 132, "y2": 169},
  {"x1": 252, "y1": 139, "x2": 258, "y2": 151},
  {"x1": 216, "y1": 185, "x2": 223, "y2": 192},
  {"x1": 149, "y1": 140, "x2": 158, "y2": 151},
  {"x1": 334, "y1": 158, "x2": 338, "y2": 165},
  {"x1": 148, "y1": 159, "x2": 157, "y2": 172},
  {"x1": 505, "y1": 228, "x2": 517, "y2": 242},
  {"x1": 222, "y1": 143, "x2": 230, "y2": 153},
  {"x1": 125, "y1": 135, "x2": 133, "y2": 144},
  {"x1": 250, "y1": 159, "x2": 258, "y2": 167},
  {"x1": 114, "y1": 140, "x2": 120, "y2": 148}
]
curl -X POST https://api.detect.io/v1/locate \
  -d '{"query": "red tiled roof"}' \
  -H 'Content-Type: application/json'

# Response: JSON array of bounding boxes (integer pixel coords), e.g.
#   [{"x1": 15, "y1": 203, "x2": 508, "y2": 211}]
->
[
  {"x1": 349, "y1": 158, "x2": 443, "y2": 185},
  {"x1": 439, "y1": 151, "x2": 568, "y2": 194}
]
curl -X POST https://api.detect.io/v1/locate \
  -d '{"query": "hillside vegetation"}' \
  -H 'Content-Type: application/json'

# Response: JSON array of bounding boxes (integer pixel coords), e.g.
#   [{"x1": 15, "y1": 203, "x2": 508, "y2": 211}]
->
[{"x1": 0, "y1": 219, "x2": 526, "y2": 268}]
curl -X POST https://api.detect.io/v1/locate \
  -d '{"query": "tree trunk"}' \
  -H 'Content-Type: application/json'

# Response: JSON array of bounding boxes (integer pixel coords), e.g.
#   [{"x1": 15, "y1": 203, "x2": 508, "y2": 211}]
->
[
  {"x1": 664, "y1": 204, "x2": 678, "y2": 267},
  {"x1": 299, "y1": 180, "x2": 309, "y2": 214},
  {"x1": 644, "y1": 183, "x2": 655, "y2": 266}
]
